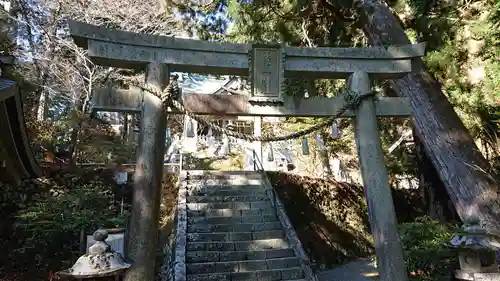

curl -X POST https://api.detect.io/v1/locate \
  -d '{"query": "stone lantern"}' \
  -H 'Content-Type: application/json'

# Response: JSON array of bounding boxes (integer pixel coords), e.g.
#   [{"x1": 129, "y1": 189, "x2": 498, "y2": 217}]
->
[
  {"x1": 445, "y1": 223, "x2": 500, "y2": 281},
  {"x1": 57, "y1": 229, "x2": 131, "y2": 280}
]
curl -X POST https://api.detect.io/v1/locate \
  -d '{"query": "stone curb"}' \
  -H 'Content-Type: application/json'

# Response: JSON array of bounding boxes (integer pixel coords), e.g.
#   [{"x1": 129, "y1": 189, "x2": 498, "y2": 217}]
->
[{"x1": 174, "y1": 171, "x2": 188, "y2": 281}]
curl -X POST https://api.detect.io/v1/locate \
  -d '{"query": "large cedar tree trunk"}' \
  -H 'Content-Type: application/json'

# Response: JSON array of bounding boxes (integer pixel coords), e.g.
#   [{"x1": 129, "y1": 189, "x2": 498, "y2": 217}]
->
[
  {"x1": 414, "y1": 128, "x2": 459, "y2": 221},
  {"x1": 384, "y1": 88, "x2": 454, "y2": 221},
  {"x1": 357, "y1": 0, "x2": 500, "y2": 231}
]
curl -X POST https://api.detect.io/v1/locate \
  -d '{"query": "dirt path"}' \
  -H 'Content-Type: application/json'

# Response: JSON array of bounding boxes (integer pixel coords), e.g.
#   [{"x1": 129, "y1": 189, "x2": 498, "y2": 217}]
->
[{"x1": 317, "y1": 258, "x2": 378, "y2": 281}]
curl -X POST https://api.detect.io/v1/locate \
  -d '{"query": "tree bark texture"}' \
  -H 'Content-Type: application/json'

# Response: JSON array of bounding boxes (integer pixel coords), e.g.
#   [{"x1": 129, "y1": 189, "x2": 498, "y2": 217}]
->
[
  {"x1": 357, "y1": 0, "x2": 500, "y2": 231},
  {"x1": 384, "y1": 84, "x2": 452, "y2": 220},
  {"x1": 414, "y1": 128, "x2": 458, "y2": 221}
]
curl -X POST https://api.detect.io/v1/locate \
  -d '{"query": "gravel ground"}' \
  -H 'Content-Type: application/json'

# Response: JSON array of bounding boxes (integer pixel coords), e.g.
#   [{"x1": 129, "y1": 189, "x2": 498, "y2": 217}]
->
[{"x1": 317, "y1": 258, "x2": 378, "y2": 281}]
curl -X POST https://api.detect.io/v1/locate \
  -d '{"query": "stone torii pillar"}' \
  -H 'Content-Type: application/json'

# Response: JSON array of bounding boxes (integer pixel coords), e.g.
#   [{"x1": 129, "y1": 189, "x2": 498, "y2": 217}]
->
[
  {"x1": 350, "y1": 71, "x2": 407, "y2": 280},
  {"x1": 124, "y1": 63, "x2": 168, "y2": 281}
]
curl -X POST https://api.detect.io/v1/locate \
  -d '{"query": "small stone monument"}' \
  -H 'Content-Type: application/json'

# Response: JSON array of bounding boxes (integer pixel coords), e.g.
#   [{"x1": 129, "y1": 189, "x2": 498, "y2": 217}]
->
[
  {"x1": 57, "y1": 229, "x2": 131, "y2": 280},
  {"x1": 445, "y1": 222, "x2": 500, "y2": 281}
]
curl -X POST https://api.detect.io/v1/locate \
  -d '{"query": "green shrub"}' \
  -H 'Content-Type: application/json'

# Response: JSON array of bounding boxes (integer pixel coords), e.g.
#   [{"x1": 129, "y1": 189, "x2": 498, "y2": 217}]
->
[
  {"x1": 399, "y1": 216, "x2": 458, "y2": 281},
  {"x1": 0, "y1": 168, "x2": 130, "y2": 278}
]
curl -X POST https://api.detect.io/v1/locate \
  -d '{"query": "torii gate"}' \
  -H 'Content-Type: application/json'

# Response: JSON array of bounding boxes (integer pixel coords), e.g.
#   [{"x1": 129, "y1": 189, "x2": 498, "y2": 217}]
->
[{"x1": 68, "y1": 20, "x2": 425, "y2": 281}]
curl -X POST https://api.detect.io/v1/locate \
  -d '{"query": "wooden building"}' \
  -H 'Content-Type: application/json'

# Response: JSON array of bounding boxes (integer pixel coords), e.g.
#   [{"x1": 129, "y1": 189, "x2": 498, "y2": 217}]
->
[
  {"x1": 189, "y1": 77, "x2": 257, "y2": 138},
  {"x1": 0, "y1": 56, "x2": 40, "y2": 184}
]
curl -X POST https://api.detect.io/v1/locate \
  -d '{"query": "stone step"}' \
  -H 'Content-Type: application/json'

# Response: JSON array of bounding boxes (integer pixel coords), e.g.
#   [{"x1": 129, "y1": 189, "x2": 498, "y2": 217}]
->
[
  {"x1": 187, "y1": 238, "x2": 290, "y2": 253},
  {"x1": 187, "y1": 201, "x2": 273, "y2": 211},
  {"x1": 187, "y1": 230, "x2": 284, "y2": 243},
  {"x1": 188, "y1": 187, "x2": 268, "y2": 196},
  {"x1": 187, "y1": 208, "x2": 275, "y2": 218},
  {"x1": 190, "y1": 184, "x2": 265, "y2": 189},
  {"x1": 186, "y1": 257, "x2": 300, "y2": 274},
  {"x1": 186, "y1": 178, "x2": 263, "y2": 185},
  {"x1": 186, "y1": 267, "x2": 304, "y2": 281},
  {"x1": 186, "y1": 248, "x2": 295, "y2": 263},
  {"x1": 186, "y1": 195, "x2": 270, "y2": 203},
  {"x1": 188, "y1": 182, "x2": 264, "y2": 188},
  {"x1": 188, "y1": 214, "x2": 277, "y2": 225},
  {"x1": 188, "y1": 221, "x2": 282, "y2": 233},
  {"x1": 185, "y1": 171, "x2": 262, "y2": 179}
]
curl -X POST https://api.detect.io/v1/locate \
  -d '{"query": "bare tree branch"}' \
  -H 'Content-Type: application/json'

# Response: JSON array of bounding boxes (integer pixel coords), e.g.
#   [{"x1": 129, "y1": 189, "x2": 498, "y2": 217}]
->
[{"x1": 54, "y1": 0, "x2": 181, "y2": 35}]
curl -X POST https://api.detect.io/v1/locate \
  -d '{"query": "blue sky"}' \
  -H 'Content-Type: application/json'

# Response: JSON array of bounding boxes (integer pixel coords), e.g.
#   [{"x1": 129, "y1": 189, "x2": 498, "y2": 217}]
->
[{"x1": 172, "y1": 4, "x2": 234, "y2": 93}]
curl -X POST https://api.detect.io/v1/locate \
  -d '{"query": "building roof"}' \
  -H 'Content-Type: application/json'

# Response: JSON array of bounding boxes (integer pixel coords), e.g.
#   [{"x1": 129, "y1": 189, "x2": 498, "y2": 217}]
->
[
  {"x1": 0, "y1": 78, "x2": 40, "y2": 183},
  {"x1": 0, "y1": 78, "x2": 16, "y2": 100}
]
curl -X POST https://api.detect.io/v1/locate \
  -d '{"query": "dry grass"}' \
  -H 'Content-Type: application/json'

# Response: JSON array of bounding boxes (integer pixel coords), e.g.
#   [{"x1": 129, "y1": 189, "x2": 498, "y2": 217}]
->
[
  {"x1": 266, "y1": 171, "x2": 374, "y2": 269},
  {"x1": 266, "y1": 171, "x2": 425, "y2": 270}
]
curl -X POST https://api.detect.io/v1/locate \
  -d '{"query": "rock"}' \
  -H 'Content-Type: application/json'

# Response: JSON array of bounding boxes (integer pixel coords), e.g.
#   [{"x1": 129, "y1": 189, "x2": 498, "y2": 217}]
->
[
  {"x1": 88, "y1": 241, "x2": 110, "y2": 255},
  {"x1": 93, "y1": 229, "x2": 109, "y2": 241}
]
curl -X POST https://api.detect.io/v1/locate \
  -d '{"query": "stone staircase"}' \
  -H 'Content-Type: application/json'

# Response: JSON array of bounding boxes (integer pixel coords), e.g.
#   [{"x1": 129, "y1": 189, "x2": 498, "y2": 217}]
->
[{"x1": 177, "y1": 171, "x2": 314, "y2": 281}]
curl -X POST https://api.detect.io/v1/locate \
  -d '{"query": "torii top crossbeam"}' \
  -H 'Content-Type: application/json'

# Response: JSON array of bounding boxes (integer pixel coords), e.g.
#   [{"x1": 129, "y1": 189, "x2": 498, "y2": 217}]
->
[
  {"x1": 69, "y1": 20, "x2": 425, "y2": 104},
  {"x1": 69, "y1": 20, "x2": 424, "y2": 79}
]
